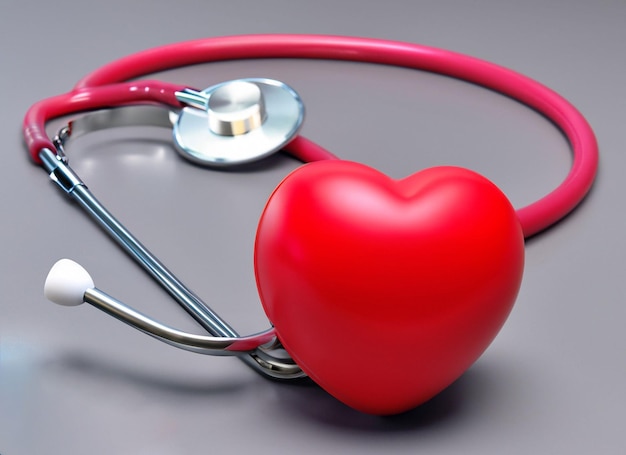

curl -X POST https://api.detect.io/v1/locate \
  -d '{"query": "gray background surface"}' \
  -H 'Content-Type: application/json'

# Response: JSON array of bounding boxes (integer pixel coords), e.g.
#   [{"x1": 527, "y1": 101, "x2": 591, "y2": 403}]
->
[{"x1": 1, "y1": 0, "x2": 625, "y2": 453}]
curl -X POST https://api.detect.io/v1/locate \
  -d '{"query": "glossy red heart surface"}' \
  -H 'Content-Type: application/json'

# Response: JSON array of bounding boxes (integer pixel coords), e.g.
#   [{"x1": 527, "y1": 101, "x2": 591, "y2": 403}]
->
[{"x1": 255, "y1": 161, "x2": 524, "y2": 415}]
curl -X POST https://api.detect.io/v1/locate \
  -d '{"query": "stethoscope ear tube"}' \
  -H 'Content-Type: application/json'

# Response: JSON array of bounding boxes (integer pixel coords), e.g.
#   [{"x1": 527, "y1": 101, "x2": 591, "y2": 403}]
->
[
  {"x1": 39, "y1": 148, "x2": 305, "y2": 379},
  {"x1": 39, "y1": 98, "x2": 334, "y2": 380},
  {"x1": 44, "y1": 259, "x2": 275, "y2": 355}
]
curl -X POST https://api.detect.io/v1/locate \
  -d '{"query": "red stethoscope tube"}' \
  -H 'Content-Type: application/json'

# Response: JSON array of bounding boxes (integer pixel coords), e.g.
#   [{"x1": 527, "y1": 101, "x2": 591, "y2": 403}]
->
[
  {"x1": 23, "y1": 34, "x2": 598, "y2": 238},
  {"x1": 24, "y1": 80, "x2": 185, "y2": 159}
]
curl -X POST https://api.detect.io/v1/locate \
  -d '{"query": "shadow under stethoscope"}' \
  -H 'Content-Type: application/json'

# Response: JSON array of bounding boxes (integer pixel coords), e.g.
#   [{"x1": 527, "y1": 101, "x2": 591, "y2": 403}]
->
[
  {"x1": 53, "y1": 353, "x2": 250, "y2": 397},
  {"x1": 52, "y1": 350, "x2": 510, "y2": 432},
  {"x1": 265, "y1": 359, "x2": 516, "y2": 432}
]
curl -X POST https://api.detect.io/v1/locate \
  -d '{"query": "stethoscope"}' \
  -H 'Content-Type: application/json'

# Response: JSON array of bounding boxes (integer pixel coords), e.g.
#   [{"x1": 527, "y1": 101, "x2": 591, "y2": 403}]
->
[{"x1": 24, "y1": 35, "x2": 598, "y2": 415}]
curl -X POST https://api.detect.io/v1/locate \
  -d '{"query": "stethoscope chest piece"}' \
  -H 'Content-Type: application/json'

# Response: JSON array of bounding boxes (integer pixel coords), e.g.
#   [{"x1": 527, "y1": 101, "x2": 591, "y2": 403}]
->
[{"x1": 173, "y1": 78, "x2": 304, "y2": 166}]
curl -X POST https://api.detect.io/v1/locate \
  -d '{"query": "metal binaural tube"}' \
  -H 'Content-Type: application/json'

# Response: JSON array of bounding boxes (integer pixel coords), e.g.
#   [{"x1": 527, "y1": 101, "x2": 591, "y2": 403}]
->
[
  {"x1": 69, "y1": 182, "x2": 238, "y2": 339},
  {"x1": 40, "y1": 148, "x2": 305, "y2": 379},
  {"x1": 83, "y1": 287, "x2": 274, "y2": 356}
]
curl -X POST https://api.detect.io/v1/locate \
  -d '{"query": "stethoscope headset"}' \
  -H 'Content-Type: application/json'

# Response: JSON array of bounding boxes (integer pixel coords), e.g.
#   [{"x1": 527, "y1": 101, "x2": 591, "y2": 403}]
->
[{"x1": 23, "y1": 35, "x2": 598, "y2": 415}]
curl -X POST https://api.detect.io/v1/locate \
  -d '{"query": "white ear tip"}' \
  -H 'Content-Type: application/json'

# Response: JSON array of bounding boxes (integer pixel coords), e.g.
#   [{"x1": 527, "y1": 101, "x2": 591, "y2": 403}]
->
[{"x1": 44, "y1": 259, "x2": 95, "y2": 306}]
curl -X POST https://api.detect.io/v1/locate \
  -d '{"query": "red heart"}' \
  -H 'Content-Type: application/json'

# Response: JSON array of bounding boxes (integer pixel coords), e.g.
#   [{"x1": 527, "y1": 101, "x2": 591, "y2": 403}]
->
[{"x1": 255, "y1": 161, "x2": 524, "y2": 415}]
